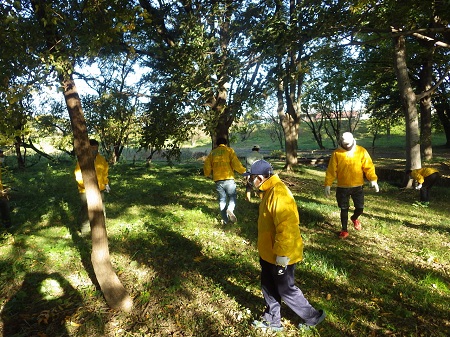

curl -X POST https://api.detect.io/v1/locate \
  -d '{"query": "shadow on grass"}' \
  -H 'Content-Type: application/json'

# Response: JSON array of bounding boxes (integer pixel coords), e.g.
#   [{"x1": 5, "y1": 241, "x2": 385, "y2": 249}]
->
[
  {"x1": 1, "y1": 272, "x2": 82, "y2": 337},
  {"x1": 109, "y1": 222, "x2": 263, "y2": 336}
]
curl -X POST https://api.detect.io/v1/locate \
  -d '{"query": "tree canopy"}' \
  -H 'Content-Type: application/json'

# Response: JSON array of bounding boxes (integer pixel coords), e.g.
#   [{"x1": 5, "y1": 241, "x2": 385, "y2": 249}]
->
[{"x1": 1, "y1": 0, "x2": 450, "y2": 311}]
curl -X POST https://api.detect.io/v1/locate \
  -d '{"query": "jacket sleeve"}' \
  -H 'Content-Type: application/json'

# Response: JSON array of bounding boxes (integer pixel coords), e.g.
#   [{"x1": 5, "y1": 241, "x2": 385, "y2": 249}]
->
[
  {"x1": 230, "y1": 151, "x2": 246, "y2": 174},
  {"x1": 362, "y1": 150, "x2": 377, "y2": 181},
  {"x1": 411, "y1": 170, "x2": 424, "y2": 184},
  {"x1": 74, "y1": 161, "x2": 84, "y2": 189},
  {"x1": 98, "y1": 156, "x2": 109, "y2": 186},
  {"x1": 271, "y1": 186, "x2": 301, "y2": 259},
  {"x1": 324, "y1": 153, "x2": 337, "y2": 186},
  {"x1": 203, "y1": 153, "x2": 212, "y2": 177}
]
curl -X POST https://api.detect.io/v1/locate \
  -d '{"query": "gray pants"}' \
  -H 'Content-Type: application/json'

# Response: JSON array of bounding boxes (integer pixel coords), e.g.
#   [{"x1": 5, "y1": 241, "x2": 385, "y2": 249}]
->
[
  {"x1": 259, "y1": 258, "x2": 322, "y2": 327},
  {"x1": 78, "y1": 192, "x2": 105, "y2": 234}
]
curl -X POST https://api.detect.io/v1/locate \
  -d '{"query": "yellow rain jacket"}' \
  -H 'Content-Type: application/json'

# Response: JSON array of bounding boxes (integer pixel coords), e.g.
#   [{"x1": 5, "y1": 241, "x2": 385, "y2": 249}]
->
[
  {"x1": 257, "y1": 174, "x2": 303, "y2": 265},
  {"x1": 410, "y1": 167, "x2": 439, "y2": 184},
  {"x1": 74, "y1": 154, "x2": 109, "y2": 193},
  {"x1": 203, "y1": 144, "x2": 246, "y2": 181},
  {"x1": 325, "y1": 145, "x2": 377, "y2": 187}
]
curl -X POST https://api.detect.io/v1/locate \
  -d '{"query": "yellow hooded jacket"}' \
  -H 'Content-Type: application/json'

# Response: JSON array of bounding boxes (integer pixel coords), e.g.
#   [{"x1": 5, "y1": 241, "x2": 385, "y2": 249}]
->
[
  {"x1": 203, "y1": 144, "x2": 246, "y2": 181},
  {"x1": 74, "y1": 154, "x2": 109, "y2": 193},
  {"x1": 257, "y1": 174, "x2": 303, "y2": 265},
  {"x1": 325, "y1": 145, "x2": 377, "y2": 187},
  {"x1": 410, "y1": 167, "x2": 439, "y2": 184}
]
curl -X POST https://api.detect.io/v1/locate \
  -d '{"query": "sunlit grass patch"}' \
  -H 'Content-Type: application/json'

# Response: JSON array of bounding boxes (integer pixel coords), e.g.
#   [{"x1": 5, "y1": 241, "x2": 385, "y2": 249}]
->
[{"x1": 1, "y1": 158, "x2": 449, "y2": 336}]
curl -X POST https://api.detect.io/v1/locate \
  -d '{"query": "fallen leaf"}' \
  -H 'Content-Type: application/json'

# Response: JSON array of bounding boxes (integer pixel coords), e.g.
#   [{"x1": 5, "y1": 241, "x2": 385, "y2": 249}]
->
[{"x1": 193, "y1": 256, "x2": 205, "y2": 262}]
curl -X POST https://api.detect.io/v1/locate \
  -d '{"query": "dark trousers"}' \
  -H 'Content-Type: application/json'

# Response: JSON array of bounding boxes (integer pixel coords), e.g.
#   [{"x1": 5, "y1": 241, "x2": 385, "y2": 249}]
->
[
  {"x1": 259, "y1": 258, "x2": 321, "y2": 327},
  {"x1": 420, "y1": 172, "x2": 440, "y2": 202},
  {"x1": 336, "y1": 186, "x2": 364, "y2": 231},
  {"x1": 0, "y1": 197, "x2": 11, "y2": 228}
]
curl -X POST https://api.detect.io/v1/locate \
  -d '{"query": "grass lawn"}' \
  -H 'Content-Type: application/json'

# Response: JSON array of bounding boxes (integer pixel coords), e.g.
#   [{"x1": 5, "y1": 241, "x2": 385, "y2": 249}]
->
[{"x1": 0, "y1": 151, "x2": 449, "y2": 336}]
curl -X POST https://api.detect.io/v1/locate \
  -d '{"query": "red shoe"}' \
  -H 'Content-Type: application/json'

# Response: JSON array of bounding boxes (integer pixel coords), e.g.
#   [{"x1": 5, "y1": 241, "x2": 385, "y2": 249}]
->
[
  {"x1": 338, "y1": 231, "x2": 349, "y2": 239},
  {"x1": 352, "y1": 219, "x2": 362, "y2": 230}
]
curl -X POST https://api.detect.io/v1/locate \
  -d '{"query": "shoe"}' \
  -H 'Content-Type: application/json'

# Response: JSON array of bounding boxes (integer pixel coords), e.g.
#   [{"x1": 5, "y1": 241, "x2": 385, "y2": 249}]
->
[
  {"x1": 298, "y1": 309, "x2": 326, "y2": 330},
  {"x1": 338, "y1": 231, "x2": 349, "y2": 239},
  {"x1": 252, "y1": 319, "x2": 283, "y2": 332},
  {"x1": 226, "y1": 209, "x2": 237, "y2": 223},
  {"x1": 352, "y1": 218, "x2": 361, "y2": 230}
]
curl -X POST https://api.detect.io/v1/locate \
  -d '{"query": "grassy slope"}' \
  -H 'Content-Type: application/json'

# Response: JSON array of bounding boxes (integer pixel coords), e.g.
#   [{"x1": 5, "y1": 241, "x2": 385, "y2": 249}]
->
[{"x1": 0, "y1": 124, "x2": 449, "y2": 337}]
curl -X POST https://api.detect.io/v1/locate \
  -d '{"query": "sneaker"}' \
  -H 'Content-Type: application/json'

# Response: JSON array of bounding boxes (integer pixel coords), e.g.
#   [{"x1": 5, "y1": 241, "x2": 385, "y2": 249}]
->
[
  {"x1": 298, "y1": 309, "x2": 326, "y2": 330},
  {"x1": 338, "y1": 231, "x2": 349, "y2": 239},
  {"x1": 226, "y1": 209, "x2": 237, "y2": 223},
  {"x1": 252, "y1": 319, "x2": 284, "y2": 332},
  {"x1": 352, "y1": 218, "x2": 362, "y2": 230}
]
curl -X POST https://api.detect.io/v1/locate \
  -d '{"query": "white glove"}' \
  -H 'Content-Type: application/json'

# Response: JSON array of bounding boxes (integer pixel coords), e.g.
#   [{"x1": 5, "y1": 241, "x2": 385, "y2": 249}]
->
[
  {"x1": 324, "y1": 186, "x2": 331, "y2": 197},
  {"x1": 276, "y1": 256, "x2": 290, "y2": 267},
  {"x1": 105, "y1": 184, "x2": 111, "y2": 193},
  {"x1": 415, "y1": 183, "x2": 422, "y2": 190},
  {"x1": 370, "y1": 181, "x2": 379, "y2": 192}
]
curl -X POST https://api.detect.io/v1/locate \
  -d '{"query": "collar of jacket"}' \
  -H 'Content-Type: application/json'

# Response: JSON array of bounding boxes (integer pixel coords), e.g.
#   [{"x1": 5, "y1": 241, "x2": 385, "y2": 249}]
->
[{"x1": 258, "y1": 174, "x2": 281, "y2": 192}]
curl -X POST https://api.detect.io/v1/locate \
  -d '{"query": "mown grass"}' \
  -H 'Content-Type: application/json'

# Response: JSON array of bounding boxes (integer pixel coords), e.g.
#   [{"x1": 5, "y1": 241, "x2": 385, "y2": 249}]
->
[{"x1": 0, "y1": 154, "x2": 449, "y2": 337}]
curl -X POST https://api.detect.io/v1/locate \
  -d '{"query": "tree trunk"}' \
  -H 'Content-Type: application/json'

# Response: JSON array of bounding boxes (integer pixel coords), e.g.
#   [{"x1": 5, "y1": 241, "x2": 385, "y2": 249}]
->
[
  {"x1": 209, "y1": 86, "x2": 232, "y2": 148},
  {"x1": 63, "y1": 77, "x2": 133, "y2": 312},
  {"x1": 393, "y1": 34, "x2": 421, "y2": 170},
  {"x1": 418, "y1": 47, "x2": 434, "y2": 160},
  {"x1": 435, "y1": 102, "x2": 450, "y2": 147},
  {"x1": 281, "y1": 114, "x2": 299, "y2": 170}
]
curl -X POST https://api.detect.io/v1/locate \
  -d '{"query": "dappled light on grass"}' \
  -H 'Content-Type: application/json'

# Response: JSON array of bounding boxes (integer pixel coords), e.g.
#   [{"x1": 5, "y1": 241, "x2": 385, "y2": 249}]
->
[{"x1": 1, "y1": 160, "x2": 449, "y2": 336}]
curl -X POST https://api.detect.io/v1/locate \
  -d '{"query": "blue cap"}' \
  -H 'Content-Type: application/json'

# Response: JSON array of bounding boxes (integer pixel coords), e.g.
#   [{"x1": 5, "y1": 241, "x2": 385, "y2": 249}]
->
[{"x1": 243, "y1": 160, "x2": 273, "y2": 176}]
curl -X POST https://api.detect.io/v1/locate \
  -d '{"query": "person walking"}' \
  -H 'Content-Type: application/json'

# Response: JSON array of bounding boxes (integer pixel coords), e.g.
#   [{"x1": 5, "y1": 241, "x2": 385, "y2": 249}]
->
[
  {"x1": 74, "y1": 139, "x2": 110, "y2": 235},
  {"x1": 203, "y1": 137, "x2": 246, "y2": 224},
  {"x1": 0, "y1": 149, "x2": 11, "y2": 229},
  {"x1": 245, "y1": 160, "x2": 326, "y2": 332},
  {"x1": 324, "y1": 132, "x2": 379, "y2": 239},
  {"x1": 406, "y1": 167, "x2": 440, "y2": 204},
  {"x1": 245, "y1": 145, "x2": 264, "y2": 201}
]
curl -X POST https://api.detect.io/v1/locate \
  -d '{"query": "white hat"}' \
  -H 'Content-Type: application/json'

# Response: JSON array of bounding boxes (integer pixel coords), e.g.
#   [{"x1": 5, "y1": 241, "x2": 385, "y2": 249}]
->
[{"x1": 340, "y1": 132, "x2": 354, "y2": 147}]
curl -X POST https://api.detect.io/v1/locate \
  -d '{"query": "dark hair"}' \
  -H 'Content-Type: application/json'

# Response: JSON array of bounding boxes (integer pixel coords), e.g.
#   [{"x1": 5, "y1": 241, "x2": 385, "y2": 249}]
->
[
  {"x1": 89, "y1": 139, "x2": 99, "y2": 146},
  {"x1": 216, "y1": 137, "x2": 227, "y2": 146}
]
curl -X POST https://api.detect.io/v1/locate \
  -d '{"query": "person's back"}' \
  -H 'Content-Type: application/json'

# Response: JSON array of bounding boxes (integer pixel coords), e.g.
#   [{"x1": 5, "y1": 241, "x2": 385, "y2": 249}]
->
[
  {"x1": 203, "y1": 138, "x2": 246, "y2": 224},
  {"x1": 245, "y1": 145, "x2": 264, "y2": 201},
  {"x1": 245, "y1": 145, "x2": 264, "y2": 171},
  {"x1": 204, "y1": 139, "x2": 245, "y2": 182}
]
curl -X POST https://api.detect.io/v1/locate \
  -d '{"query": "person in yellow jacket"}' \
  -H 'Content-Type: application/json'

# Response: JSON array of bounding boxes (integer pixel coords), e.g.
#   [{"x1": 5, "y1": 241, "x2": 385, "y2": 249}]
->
[
  {"x1": 203, "y1": 137, "x2": 246, "y2": 224},
  {"x1": 245, "y1": 160, "x2": 326, "y2": 332},
  {"x1": 406, "y1": 167, "x2": 440, "y2": 203},
  {"x1": 324, "y1": 132, "x2": 379, "y2": 239},
  {"x1": 74, "y1": 139, "x2": 110, "y2": 234},
  {"x1": 0, "y1": 149, "x2": 11, "y2": 229}
]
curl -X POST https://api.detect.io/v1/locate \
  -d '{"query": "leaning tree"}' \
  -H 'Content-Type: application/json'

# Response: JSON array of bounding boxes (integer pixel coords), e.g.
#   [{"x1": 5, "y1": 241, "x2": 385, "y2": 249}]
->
[{"x1": 26, "y1": 0, "x2": 134, "y2": 311}]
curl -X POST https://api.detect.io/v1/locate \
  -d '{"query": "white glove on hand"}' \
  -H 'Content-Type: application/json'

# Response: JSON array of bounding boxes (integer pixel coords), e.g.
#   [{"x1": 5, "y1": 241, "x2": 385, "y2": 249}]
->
[
  {"x1": 370, "y1": 181, "x2": 379, "y2": 192},
  {"x1": 324, "y1": 186, "x2": 331, "y2": 197},
  {"x1": 276, "y1": 256, "x2": 290, "y2": 267},
  {"x1": 105, "y1": 184, "x2": 111, "y2": 193},
  {"x1": 415, "y1": 183, "x2": 422, "y2": 190}
]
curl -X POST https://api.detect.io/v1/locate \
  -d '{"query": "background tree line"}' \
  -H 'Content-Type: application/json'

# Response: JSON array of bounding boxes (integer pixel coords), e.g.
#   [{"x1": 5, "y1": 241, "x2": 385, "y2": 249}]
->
[{"x1": 0, "y1": 0, "x2": 449, "y2": 311}]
